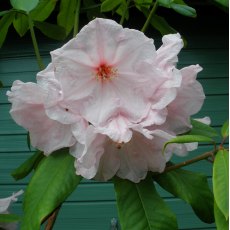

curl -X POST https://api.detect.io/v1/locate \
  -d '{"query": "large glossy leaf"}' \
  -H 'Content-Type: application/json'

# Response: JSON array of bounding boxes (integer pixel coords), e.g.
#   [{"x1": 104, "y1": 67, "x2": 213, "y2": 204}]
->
[
  {"x1": 57, "y1": 0, "x2": 77, "y2": 36},
  {"x1": 11, "y1": 151, "x2": 44, "y2": 181},
  {"x1": 213, "y1": 149, "x2": 229, "y2": 219},
  {"x1": 187, "y1": 119, "x2": 218, "y2": 137},
  {"x1": 21, "y1": 149, "x2": 82, "y2": 230},
  {"x1": 34, "y1": 21, "x2": 66, "y2": 40},
  {"x1": 13, "y1": 13, "x2": 28, "y2": 37},
  {"x1": 101, "y1": 0, "x2": 122, "y2": 12},
  {"x1": 114, "y1": 176, "x2": 178, "y2": 230},
  {"x1": 221, "y1": 120, "x2": 229, "y2": 138},
  {"x1": 10, "y1": 0, "x2": 39, "y2": 13},
  {"x1": 214, "y1": 201, "x2": 229, "y2": 230},
  {"x1": 155, "y1": 168, "x2": 214, "y2": 223},
  {"x1": 0, "y1": 214, "x2": 20, "y2": 223},
  {"x1": 30, "y1": 0, "x2": 57, "y2": 21},
  {"x1": 0, "y1": 12, "x2": 15, "y2": 48}
]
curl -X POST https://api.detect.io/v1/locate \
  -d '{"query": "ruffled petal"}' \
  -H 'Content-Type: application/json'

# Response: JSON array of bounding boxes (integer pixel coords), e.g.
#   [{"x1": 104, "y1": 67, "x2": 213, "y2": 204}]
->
[
  {"x1": 97, "y1": 115, "x2": 133, "y2": 143},
  {"x1": 164, "y1": 65, "x2": 205, "y2": 134},
  {"x1": 0, "y1": 190, "x2": 23, "y2": 230},
  {"x1": 7, "y1": 81, "x2": 75, "y2": 154},
  {"x1": 0, "y1": 190, "x2": 23, "y2": 213},
  {"x1": 155, "y1": 33, "x2": 183, "y2": 70},
  {"x1": 72, "y1": 126, "x2": 106, "y2": 179}
]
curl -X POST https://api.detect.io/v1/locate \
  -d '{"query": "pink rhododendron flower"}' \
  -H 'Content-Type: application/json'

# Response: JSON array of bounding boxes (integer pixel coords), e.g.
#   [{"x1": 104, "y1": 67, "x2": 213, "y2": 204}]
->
[
  {"x1": 7, "y1": 18, "x2": 205, "y2": 183},
  {"x1": 0, "y1": 190, "x2": 23, "y2": 230}
]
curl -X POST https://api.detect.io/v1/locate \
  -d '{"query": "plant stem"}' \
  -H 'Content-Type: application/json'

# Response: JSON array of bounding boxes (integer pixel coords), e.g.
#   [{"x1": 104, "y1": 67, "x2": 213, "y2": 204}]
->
[
  {"x1": 28, "y1": 14, "x2": 44, "y2": 70},
  {"x1": 141, "y1": 0, "x2": 158, "y2": 33},
  {"x1": 119, "y1": 0, "x2": 131, "y2": 25},
  {"x1": 45, "y1": 206, "x2": 61, "y2": 230},
  {"x1": 73, "y1": 0, "x2": 81, "y2": 37},
  {"x1": 163, "y1": 150, "x2": 215, "y2": 173}
]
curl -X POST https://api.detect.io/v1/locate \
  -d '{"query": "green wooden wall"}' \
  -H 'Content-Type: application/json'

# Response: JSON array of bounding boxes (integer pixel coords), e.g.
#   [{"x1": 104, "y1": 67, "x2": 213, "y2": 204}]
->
[{"x1": 0, "y1": 5, "x2": 228, "y2": 230}]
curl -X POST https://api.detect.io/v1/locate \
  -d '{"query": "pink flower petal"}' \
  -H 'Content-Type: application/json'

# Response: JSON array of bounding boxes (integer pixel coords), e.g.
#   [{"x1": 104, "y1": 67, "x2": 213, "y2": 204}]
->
[
  {"x1": 164, "y1": 65, "x2": 205, "y2": 134},
  {"x1": 7, "y1": 81, "x2": 75, "y2": 154},
  {"x1": 0, "y1": 190, "x2": 23, "y2": 213},
  {"x1": 155, "y1": 33, "x2": 183, "y2": 70}
]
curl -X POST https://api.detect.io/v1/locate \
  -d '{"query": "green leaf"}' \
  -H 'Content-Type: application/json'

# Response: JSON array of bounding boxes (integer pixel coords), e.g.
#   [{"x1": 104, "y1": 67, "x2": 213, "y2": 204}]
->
[
  {"x1": 171, "y1": 3, "x2": 197, "y2": 17},
  {"x1": 163, "y1": 134, "x2": 214, "y2": 154},
  {"x1": 213, "y1": 149, "x2": 229, "y2": 219},
  {"x1": 187, "y1": 119, "x2": 218, "y2": 137},
  {"x1": 214, "y1": 200, "x2": 229, "y2": 230},
  {"x1": 57, "y1": 0, "x2": 77, "y2": 36},
  {"x1": 141, "y1": 12, "x2": 187, "y2": 46},
  {"x1": 114, "y1": 176, "x2": 178, "y2": 230},
  {"x1": 34, "y1": 21, "x2": 66, "y2": 40},
  {"x1": 26, "y1": 132, "x2": 31, "y2": 151},
  {"x1": 0, "y1": 81, "x2": 3, "y2": 88},
  {"x1": 158, "y1": 0, "x2": 172, "y2": 8},
  {"x1": 21, "y1": 148, "x2": 82, "y2": 230},
  {"x1": 11, "y1": 151, "x2": 44, "y2": 181},
  {"x1": 221, "y1": 120, "x2": 229, "y2": 138},
  {"x1": 30, "y1": 0, "x2": 57, "y2": 21},
  {"x1": 0, "y1": 10, "x2": 10, "y2": 17},
  {"x1": 134, "y1": 0, "x2": 152, "y2": 8},
  {"x1": 101, "y1": 0, "x2": 122, "y2": 12},
  {"x1": 83, "y1": 0, "x2": 104, "y2": 20},
  {"x1": 155, "y1": 168, "x2": 214, "y2": 223},
  {"x1": 0, "y1": 12, "x2": 15, "y2": 48},
  {"x1": 151, "y1": 14, "x2": 177, "y2": 34},
  {"x1": 115, "y1": 0, "x2": 129, "y2": 20},
  {"x1": 214, "y1": 0, "x2": 229, "y2": 7},
  {"x1": 140, "y1": 9, "x2": 177, "y2": 35},
  {"x1": 13, "y1": 12, "x2": 28, "y2": 37},
  {"x1": 10, "y1": 0, "x2": 39, "y2": 13},
  {"x1": 0, "y1": 214, "x2": 20, "y2": 223},
  {"x1": 173, "y1": 0, "x2": 187, "y2": 5}
]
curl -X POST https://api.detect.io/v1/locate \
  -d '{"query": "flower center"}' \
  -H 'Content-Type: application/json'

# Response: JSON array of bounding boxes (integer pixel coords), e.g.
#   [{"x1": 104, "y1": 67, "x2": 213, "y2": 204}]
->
[{"x1": 95, "y1": 63, "x2": 117, "y2": 81}]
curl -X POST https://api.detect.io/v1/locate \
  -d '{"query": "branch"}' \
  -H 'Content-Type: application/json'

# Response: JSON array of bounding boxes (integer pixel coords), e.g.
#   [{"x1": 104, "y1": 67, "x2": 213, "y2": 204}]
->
[
  {"x1": 45, "y1": 205, "x2": 61, "y2": 230},
  {"x1": 141, "y1": 0, "x2": 158, "y2": 32},
  {"x1": 163, "y1": 150, "x2": 215, "y2": 173}
]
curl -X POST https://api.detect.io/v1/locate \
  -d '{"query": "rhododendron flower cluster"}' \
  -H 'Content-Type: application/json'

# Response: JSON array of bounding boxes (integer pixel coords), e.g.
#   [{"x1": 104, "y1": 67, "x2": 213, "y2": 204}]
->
[{"x1": 7, "y1": 18, "x2": 205, "y2": 183}]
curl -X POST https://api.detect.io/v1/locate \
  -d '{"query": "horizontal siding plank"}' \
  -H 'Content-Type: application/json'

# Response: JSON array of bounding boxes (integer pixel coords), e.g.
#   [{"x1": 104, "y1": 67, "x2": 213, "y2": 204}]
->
[
  {"x1": 0, "y1": 176, "x2": 214, "y2": 203},
  {"x1": 0, "y1": 49, "x2": 227, "y2": 73}
]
